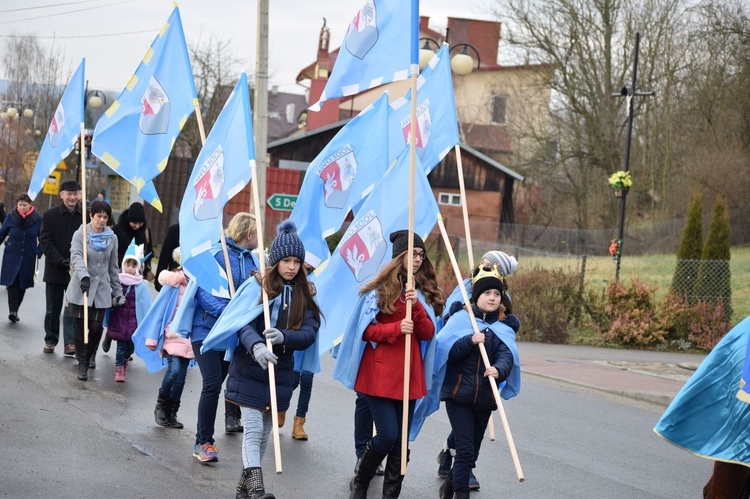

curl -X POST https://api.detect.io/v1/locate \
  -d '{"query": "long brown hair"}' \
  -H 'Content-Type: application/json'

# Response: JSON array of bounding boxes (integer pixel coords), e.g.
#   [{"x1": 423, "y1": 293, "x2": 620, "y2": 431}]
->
[
  {"x1": 261, "y1": 262, "x2": 322, "y2": 330},
  {"x1": 360, "y1": 251, "x2": 445, "y2": 316}
]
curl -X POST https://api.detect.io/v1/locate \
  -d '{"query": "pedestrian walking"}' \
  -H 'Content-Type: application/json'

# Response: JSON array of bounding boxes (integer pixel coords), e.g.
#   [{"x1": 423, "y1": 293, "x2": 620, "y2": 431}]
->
[
  {"x1": 335, "y1": 230, "x2": 444, "y2": 499},
  {"x1": 141, "y1": 247, "x2": 194, "y2": 428},
  {"x1": 113, "y1": 202, "x2": 154, "y2": 281},
  {"x1": 40, "y1": 180, "x2": 83, "y2": 355},
  {"x1": 431, "y1": 265, "x2": 521, "y2": 499},
  {"x1": 154, "y1": 222, "x2": 179, "y2": 292},
  {"x1": 0, "y1": 194, "x2": 43, "y2": 323},
  {"x1": 66, "y1": 200, "x2": 123, "y2": 381},
  {"x1": 105, "y1": 240, "x2": 152, "y2": 382},
  {"x1": 191, "y1": 213, "x2": 259, "y2": 463}
]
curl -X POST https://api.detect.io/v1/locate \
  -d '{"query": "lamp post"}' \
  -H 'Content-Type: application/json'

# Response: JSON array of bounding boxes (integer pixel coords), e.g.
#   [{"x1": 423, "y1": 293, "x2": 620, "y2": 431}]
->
[
  {"x1": 611, "y1": 31, "x2": 655, "y2": 282},
  {"x1": 418, "y1": 32, "x2": 481, "y2": 75}
]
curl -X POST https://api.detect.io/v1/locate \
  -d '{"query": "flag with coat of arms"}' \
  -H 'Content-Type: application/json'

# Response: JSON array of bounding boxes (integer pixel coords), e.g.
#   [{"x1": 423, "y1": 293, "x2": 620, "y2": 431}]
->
[
  {"x1": 28, "y1": 59, "x2": 85, "y2": 200},
  {"x1": 179, "y1": 73, "x2": 255, "y2": 298},
  {"x1": 388, "y1": 44, "x2": 460, "y2": 172},
  {"x1": 92, "y1": 6, "x2": 197, "y2": 211},
  {"x1": 311, "y1": 148, "x2": 440, "y2": 353},
  {"x1": 290, "y1": 93, "x2": 391, "y2": 267},
  {"x1": 310, "y1": 0, "x2": 419, "y2": 112}
]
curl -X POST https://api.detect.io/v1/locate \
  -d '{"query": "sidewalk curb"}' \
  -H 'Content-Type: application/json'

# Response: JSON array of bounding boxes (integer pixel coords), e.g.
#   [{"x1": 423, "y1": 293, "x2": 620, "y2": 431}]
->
[{"x1": 522, "y1": 369, "x2": 674, "y2": 407}]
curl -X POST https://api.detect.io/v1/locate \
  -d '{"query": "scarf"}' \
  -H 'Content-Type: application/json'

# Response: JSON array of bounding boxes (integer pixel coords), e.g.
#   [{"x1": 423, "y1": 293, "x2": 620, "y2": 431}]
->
[
  {"x1": 17, "y1": 206, "x2": 35, "y2": 219},
  {"x1": 119, "y1": 272, "x2": 144, "y2": 286},
  {"x1": 87, "y1": 227, "x2": 114, "y2": 251}
]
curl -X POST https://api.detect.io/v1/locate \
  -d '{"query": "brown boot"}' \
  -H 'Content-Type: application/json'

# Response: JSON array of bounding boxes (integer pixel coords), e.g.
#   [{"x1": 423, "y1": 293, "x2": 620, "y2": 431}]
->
[
  {"x1": 277, "y1": 410, "x2": 286, "y2": 428},
  {"x1": 292, "y1": 416, "x2": 308, "y2": 440}
]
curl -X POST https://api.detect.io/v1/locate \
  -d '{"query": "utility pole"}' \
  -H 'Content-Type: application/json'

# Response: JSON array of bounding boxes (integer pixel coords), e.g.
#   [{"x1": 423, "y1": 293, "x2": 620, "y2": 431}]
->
[
  {"x1": 612, "y1": 31, "x2": 654, "y2": 282},
  {"x1": 254, "y1": 0, "x2": 269, "y2": 233}
]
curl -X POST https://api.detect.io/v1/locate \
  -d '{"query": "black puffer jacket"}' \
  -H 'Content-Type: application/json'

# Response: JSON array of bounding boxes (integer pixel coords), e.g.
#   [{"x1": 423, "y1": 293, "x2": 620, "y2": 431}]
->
[
  {"x1": 440, "y1": 305, "x2": 515, "y2": 411},
  {"x1": 113, "y1": 208, "x2": 153, "y2": 273}
]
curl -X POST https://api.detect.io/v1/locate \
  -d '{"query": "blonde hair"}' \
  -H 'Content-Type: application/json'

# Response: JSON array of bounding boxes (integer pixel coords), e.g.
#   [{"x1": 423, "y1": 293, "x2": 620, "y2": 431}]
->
[{"x1": 226, "y1": 212, "x2": 257, "y2": 243}]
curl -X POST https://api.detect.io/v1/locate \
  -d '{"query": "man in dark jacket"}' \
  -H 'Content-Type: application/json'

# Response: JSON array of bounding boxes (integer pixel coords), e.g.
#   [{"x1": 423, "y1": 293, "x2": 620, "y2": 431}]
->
[
  {"x1": 113, "y1": 202, "x2": 153, "y2": 279},
  {"x1": 154, "y1": 222, "x2": 179, "y2": 292},
  {"x1": 40, "y1": 180, "x2": 84, "y2": 355}
]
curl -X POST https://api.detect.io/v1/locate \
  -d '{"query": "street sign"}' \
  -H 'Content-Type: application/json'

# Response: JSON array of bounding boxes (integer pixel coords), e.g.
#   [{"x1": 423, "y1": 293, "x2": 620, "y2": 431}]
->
[
  {"x1": 267, "y1": 193, "x2": 298, "y2": 212},
  {"x1": 43, "y1": 171, "x2": 61, "y2": 195}
]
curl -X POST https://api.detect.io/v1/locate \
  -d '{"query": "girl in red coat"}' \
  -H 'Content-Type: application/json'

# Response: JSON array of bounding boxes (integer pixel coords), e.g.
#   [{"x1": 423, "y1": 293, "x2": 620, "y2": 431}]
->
[{"x1": 350, "y1": 230, "x2": 444, "y2": 499}]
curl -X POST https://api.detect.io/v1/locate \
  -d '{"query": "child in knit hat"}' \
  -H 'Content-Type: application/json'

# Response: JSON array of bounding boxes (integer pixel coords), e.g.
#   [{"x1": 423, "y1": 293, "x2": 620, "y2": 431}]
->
[{"x1": 226, "y1": 220, "x2": 321, "y2": 499}]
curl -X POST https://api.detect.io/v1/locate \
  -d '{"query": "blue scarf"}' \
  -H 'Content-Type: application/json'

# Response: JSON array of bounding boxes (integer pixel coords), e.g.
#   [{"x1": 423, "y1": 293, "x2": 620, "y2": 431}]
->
[{"x1": 87, "y1": 228, "x2": 114, "y2": 251}]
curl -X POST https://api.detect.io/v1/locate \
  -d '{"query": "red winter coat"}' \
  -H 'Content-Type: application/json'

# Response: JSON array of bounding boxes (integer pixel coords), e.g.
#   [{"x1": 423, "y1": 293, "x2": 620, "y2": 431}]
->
[{"x1": 354, "y1": 295, "x2": 435, "y2": 400}]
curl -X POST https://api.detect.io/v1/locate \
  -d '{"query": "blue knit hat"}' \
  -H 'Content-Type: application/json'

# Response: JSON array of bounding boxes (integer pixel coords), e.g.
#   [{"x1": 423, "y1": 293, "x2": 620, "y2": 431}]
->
[{"x1": 268, "y1": 220, "x2": 305, "y2": 266}]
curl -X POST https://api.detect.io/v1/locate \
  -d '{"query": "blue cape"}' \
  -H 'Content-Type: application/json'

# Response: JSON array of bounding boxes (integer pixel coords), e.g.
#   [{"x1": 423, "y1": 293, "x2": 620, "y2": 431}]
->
[
  {"x1": 332, "y1": 290, "x2": 437, "y2": 392},
  {"x1": 132, "y1": 284, "x2": 181, "y2": 373},
  {"x1": 654, "y1": 315, "x2": 750, "y2": 465},
  {"x1": 410, "y1": 309, "x2": 521, "y2": 441},
  {"x1": 170, "y1": 278, "x2": 198, "y2": 338},
  {"x1": 201, "y1": 276, "x2": 322, "y2": 373}
]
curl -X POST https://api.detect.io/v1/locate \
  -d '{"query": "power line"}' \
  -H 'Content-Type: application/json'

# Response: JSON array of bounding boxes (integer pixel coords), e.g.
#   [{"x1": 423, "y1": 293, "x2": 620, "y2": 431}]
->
[
  {"x1": 0, "y1": 0, "x2": 110, "y2": 14},
  {"x1": 0, "y1": 0, "x2": 137, "y2": 25},
  {"x1": 0, "y1": 28, "x2": 156, "y2": 39}
]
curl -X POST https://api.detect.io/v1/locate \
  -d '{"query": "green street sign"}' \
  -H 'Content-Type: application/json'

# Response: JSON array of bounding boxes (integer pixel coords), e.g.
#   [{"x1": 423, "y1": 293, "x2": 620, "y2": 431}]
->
[{"x1": 267, "y1": 193, "x2": 298, "y2": 212}]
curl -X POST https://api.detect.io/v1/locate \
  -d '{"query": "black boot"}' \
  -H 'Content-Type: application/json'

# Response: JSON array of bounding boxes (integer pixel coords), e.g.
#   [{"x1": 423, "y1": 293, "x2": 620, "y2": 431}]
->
[
  {"x1": 236, "y1": 468, "x2": 250, "y2": 499},
  {"x1": 454, "y1": 490, "x2": 470, "y2": 499},
  {"x1": 246, "y1": 467, "x2": 275, "y2": 499},
  {"x1": 154, "y1": 391, "x2": 169, "y2": 426},
  {"x1": 439, "y1": 475, "x2": 455, "y2": 499},
  {"x1": 382, "y1": 448, "x2": 409, "y2": 499},
  {"x1": 350, "y1": 441, "x2": 388, "y2": 499},
  {"x1": 167, "y1": 399, "x2": 184, "y2": 428},
  {"x1": 235, "y1": 403, "x2": 244, "y2": 432},
  {"x1": 226, "y1": 401, "x2": 241, "y2": 433},
  {"x1": 76, "y1": 353, "x2": 88, "y2": 381}
]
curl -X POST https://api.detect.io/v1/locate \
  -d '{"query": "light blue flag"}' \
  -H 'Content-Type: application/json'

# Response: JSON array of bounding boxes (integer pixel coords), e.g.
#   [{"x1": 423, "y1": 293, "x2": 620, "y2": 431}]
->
[
  {"x1": 311, "y1": 149, "x2": 440, "y2": 353},
  {"x1": 388, "y1": 44, "x2": 460, "y2": 172},
  {"x1": 654, "y1": 315, "x2": 750, "y2": 465},
  {"x1": 91, "y1": 7, "x2": 197, "y2": 212},
  {"x1": 179, "y1": 73, "x2": 255, "y2": 299},
  {"x1": 310, "y1": 0, "x2": 419, "y2": 111},
  {"x1": 28, "y1": 59, "x2": 85, "y2": 200},
  {"x1": 290, "y1": 93, "x2": 391, "y2": 267},
  {"x1": 739, "y1": 326, "x2": 750, "y2": 403}
]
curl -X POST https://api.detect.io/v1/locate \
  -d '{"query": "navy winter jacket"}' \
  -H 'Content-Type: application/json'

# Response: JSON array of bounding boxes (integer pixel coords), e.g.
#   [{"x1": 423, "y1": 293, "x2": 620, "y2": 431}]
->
[{"x1": 440, "y1": 305, "x2": 515, "y2": 411}]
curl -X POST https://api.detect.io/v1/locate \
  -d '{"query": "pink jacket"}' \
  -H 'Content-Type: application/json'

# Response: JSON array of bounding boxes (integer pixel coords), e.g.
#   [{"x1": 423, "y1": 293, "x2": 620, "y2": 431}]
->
[{"x1": 145, "y1": 269, "x2": 194, "y2": 360}]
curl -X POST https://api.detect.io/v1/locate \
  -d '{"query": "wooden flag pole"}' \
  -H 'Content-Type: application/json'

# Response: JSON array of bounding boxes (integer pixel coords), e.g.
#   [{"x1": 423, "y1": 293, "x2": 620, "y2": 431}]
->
[
  {"x1": 454, "y1": 144, "x2": 495, "y2": 440},
  {"x1": 193, "y1": 105, "x2": 236, "y2": 296},
  {"x1": 79, "y1": 124, "x2": 89, "y2": 344},
  {"x1": 400, "y1": 70, "x2": 419, "y2": 476},
  {"x1": 251, "y1": 162, "x2": 282, "y2": 474},
  {"x1": 437, "y1": 215, "x2": 524, "y2": 482}
]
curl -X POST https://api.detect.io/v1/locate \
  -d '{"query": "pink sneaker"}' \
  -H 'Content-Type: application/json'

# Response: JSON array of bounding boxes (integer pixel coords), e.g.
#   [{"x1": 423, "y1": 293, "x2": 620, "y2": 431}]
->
[{"x1": 114, "y1": 365, "x2": 125, "y2": 382}]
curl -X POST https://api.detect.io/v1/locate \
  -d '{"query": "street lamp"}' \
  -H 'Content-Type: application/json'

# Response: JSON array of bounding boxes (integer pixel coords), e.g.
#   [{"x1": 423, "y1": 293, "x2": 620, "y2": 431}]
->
[
  {"x1": 418, "y1": 34, "x2": 481, "y2": 75},
  {"x1": 86, "y1": 90, "x2": 106, "y2": 109}
]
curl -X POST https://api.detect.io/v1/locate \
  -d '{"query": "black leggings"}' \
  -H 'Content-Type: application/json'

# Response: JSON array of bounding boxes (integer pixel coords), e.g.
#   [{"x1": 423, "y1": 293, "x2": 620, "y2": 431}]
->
[{"x1": 73, "y1": 317, "x2": 104, "y2": 363}]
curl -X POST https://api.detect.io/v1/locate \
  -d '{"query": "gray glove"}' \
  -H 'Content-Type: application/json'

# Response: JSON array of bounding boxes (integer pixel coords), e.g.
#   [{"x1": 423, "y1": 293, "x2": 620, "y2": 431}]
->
[
  {"x1": 252, "y1": 343, "x2": 277, "y2": 370},
  {"x1": 263, "y1": 327, "x2": 285, "y2": 345},
  {"x1": 113, "y1": 295, "x2": 126, "y2": 307}
]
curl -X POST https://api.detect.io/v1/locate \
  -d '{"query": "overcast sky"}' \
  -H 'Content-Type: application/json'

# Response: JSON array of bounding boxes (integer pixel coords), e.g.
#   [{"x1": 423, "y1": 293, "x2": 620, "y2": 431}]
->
[{"x1": 0, "y1": 0, "x2": 496, "y2": 96}]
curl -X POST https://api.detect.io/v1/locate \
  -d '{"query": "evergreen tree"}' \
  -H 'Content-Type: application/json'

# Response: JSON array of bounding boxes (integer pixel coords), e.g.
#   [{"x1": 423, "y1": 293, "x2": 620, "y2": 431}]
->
[
  {"x1": 694, "y1": 195, "x2": 732, "y2": 320},
  {"x1": 671, "y1": 190, "x2": 703, "y2": 300}
]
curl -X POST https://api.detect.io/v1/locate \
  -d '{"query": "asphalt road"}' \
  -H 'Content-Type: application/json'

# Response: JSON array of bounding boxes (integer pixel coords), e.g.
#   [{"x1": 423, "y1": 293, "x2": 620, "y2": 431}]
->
[{"x1": 0, "y1": 278, "x2": 710, "y2": 498}]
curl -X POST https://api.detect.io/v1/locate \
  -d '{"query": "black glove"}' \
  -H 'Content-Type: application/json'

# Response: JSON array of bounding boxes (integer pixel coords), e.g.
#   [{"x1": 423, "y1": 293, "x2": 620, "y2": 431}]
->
[
  {"x1": 59, "y1": 259, "x2": 70, "y2": 271},
  {"x1": 80, "y1": 276, "x2": 90, "y2": 294},
  {"x1": 113, "y1": 295, "x2": 126, "y2": 307}
]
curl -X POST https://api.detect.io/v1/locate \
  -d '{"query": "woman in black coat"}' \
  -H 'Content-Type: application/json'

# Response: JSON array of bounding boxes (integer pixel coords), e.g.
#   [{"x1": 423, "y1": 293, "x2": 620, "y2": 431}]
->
[
  {"x1": 0, "y1": 194, "x2": 43, "y2": 322},
  {"x1": 113, "y1": 202, "x2": 153, "y2": 278}
]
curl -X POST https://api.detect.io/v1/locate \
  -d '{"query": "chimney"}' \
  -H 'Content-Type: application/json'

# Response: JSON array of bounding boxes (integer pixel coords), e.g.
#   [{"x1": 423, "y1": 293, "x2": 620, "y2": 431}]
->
[
  {"x1": 419, "y1": 16, "x2": 431, "y2": 33},
  {"x1": 447, "y1": 18, "x2": 500, "y2": 69}
]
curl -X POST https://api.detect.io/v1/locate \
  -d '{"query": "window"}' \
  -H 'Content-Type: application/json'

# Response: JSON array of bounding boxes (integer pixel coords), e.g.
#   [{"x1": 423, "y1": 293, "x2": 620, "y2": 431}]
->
[
  {"x1": 492, "y1": 94, "x2": 508, "y2": 125},
  {"x1": 438, "y1": 192, "x2": 462, "y2": 206}
]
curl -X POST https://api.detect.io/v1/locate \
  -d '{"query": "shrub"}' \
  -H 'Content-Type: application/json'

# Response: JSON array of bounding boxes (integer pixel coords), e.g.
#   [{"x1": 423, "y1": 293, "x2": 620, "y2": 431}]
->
[
  {"x1": 687, "y1": 300, "x2": 732, "y2": 351},
  {"x1": 671, "y1": 190, "x2": 703, "y2": 300},
  {"x1": 694, "y1": 196, "x2": 732, "y2": 320},
  {"x1": 602, "y1": 279, "x2": 667, "y2": 347},
  {"x1": 511, "y1": 266, "x2": 580, "y2": 343}
]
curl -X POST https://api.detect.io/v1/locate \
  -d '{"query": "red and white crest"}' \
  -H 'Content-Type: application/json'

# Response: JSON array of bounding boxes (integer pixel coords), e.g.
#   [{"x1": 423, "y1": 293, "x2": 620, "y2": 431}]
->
[
  {"x1": 346, "y1": 0, "x2": 379, "y2": 60},
  {"x1": 401, "y1": 99, "x2": 432, "y2": 148},
  {"x1": 318, "y1": 144, "x2": 358, "y2": 209},
  {"x1": 339, "y1": 210, "x2": 386, "y2": 282},
  {"x1": 47, "y1": 102, "x2": 65, "y2": 148},
  {"x1": 139, "y1": 76, "x2": 171, "y2": 135},
  {"x1": 193, "y1": 145, "x2": 225, "y2": 221}
]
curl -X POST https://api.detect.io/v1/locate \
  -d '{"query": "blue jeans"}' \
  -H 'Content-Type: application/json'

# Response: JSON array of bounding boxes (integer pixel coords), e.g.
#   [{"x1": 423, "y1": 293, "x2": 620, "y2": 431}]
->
[
  {"x1": 240, "y1": 407, "x2": 271, "y2": 468},
  {"x1": 160, "y1": 355, "x2": 190, "y2": 401},
  {"x1": 115, "y1": 340, "x2": 134, "y2": 367},
  {"x1": 192, "y1": 340, "x2": 229, "y2": 445},
  {"x1": 293, "y1": 371, "x2": 314, "y2": 418},
  {"x1": 364, "y1": 395, "x2": 415, "y2": 456},
  {"x1": 445, "y1": 400, "x2": 491, "y2": 492}
]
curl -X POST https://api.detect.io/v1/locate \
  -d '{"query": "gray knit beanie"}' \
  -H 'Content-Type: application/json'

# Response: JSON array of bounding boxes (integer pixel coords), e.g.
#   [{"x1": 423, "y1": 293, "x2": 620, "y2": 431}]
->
[
  {"x1": 268, "y1": 220, "x2": 305, "y2": 266},
  {"x1": 481, "y1": 250, "x2": 518, "y2": 276}
]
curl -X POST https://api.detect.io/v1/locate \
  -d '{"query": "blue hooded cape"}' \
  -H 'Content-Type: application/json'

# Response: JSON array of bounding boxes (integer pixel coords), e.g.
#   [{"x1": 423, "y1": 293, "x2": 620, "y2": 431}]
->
[
  {"x1": 410, "y1": 308, "x2": 521, "y2": 441},
  {"x1": 132, "y1": 284, "x2": 181, "y2": 373},
  {"x1": 654, "y1": 315, "x2": 750, "y2": 465},
  {"x1": 169, "y1": 278, "x2": 198, "y2": 338},
  {"x1": 332, "y1": 289, "x2": 437, "y2": 392},
  {"x1": 201, "y1": 276, "x2": 321, "y2": 373}
]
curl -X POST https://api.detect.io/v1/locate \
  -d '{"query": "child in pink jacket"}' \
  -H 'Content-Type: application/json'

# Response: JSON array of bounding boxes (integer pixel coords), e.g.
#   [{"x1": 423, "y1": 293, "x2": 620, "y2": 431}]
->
[{"x1": 146, "y1": 248, "x2": 194, "y2": 428}]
